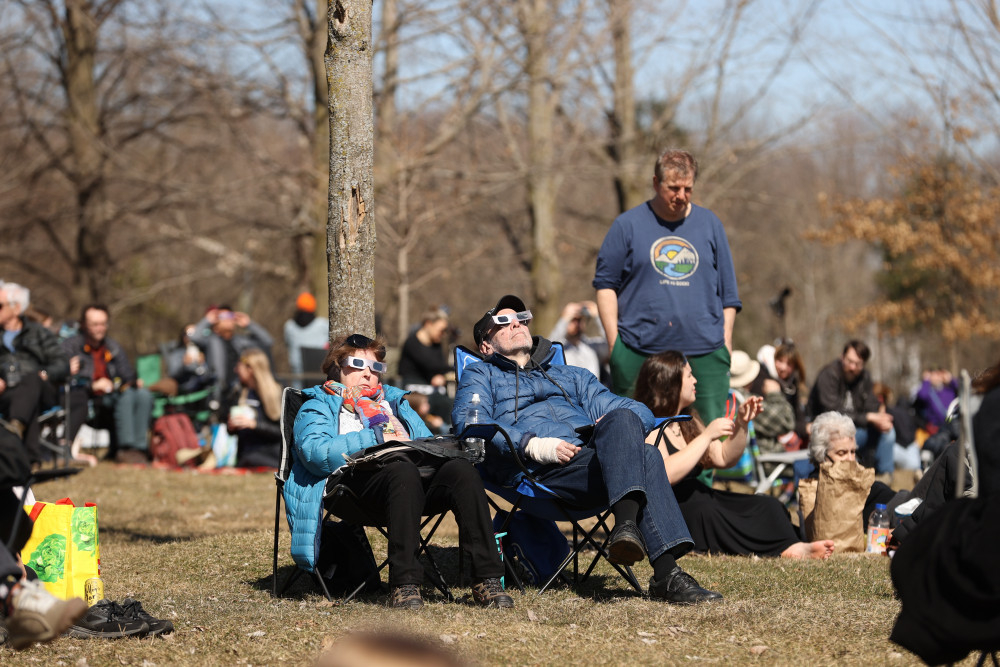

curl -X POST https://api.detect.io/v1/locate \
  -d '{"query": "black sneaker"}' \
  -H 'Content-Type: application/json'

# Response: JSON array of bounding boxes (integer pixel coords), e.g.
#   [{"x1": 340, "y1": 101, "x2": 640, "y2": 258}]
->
[
  {"x1": 121, "y1": 598, "x2": 174, "y2": 636},
  {"x1": 65, "y1": 599, "x2": 149, "y2": 639},
  {"x1": 649, "y1": 566, "x2": 723, "y2": 605}
]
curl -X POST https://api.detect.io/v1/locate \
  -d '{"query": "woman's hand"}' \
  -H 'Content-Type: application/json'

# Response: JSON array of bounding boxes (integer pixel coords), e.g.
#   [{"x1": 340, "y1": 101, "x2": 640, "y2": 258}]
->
[
  {"x1": 736, "y1": 395, "x2": 764, "y2": 427},
  {"x1": 228, "y1": 414, "x2": 257, "y2": 431},
  {"x1": 704, "y1": 417, "x2": 735, "y2": 441}
]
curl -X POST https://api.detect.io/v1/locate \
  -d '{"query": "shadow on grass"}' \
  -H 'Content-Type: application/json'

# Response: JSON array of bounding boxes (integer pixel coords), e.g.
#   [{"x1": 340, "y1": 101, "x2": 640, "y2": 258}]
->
[{"x1": 100, "y1": 525, "x2": 197, "y2": 544}]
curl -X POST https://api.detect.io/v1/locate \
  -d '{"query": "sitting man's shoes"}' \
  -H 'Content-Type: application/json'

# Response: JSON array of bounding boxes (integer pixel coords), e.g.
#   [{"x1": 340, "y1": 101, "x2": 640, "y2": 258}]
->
[
  {"x1": 65, "y1": 599, "x2": 149, "y2": 639},
  {"x1": 5, "y1": 580, "x2": 88, "y2": 650},
  {"x1": 121, "y1": 598, "x2": 173, "y2": 636},
  {"x1": 391, "y1": 584, "x2": 424, "y2": 609},
  {"x1": 649, "y1": 566, "x2": 724, "y2": 605},
  {"x1": 607, "y1": 519, "x2": 646, "y2": 565},
  {"x1": 471, "y1": 578, "x2": 514, "y2": 608}
]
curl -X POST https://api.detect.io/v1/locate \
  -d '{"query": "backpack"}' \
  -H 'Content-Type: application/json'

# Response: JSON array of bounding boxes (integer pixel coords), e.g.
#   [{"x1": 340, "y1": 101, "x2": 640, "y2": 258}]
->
[
  {"x1": 493, "y1": 510, "x2": 570, "y2": 587},
  {"x1": 150, "y1": 413, "x2": 200, "y2": 466}
]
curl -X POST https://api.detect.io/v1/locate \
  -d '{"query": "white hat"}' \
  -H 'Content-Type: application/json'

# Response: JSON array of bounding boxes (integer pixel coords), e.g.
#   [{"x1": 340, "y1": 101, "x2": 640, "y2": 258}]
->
[{"x1": 729, "y1": 350, "x2": 761, "y2": 389}]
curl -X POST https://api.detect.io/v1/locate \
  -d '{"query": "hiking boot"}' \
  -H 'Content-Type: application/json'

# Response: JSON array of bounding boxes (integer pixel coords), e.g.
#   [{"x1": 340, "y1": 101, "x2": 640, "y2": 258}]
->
[
  {"x1": 607, "y1": 519, "x2": 646, "y2": 566},
  {"x1": 649, "y1": 566, "x2": 723, "y2": 605},
  {"x1": 121, "y1": 598, "x2": 173, "y2": 636},
  {"x1": 471, "y1": 578, "x2": 514, "y2": 608},
  {"x1": 5, "y1": 580, "x2": 88, "y2": 650},
  {"x1": 391, "y1": 584, "x2": 424, "y2": 609},
  {"x1": 65, "y1": 599, "x2": 149, "y2": 639}
]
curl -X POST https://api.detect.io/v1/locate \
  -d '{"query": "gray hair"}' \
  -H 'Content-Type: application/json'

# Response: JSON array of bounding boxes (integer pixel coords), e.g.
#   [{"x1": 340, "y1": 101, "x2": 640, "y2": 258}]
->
[
  {"x1": 809, "y1": 411, "x2": 856, "y2": 466},
  {"x1": 2, "y1": 282, "x2": 30, "y2": 312}
]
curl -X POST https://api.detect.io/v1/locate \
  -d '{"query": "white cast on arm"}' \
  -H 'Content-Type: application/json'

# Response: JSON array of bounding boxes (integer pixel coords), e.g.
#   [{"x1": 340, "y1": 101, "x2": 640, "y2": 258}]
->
[{"x1": 524, "y1": 437, "x2": 562, "y2": 464}]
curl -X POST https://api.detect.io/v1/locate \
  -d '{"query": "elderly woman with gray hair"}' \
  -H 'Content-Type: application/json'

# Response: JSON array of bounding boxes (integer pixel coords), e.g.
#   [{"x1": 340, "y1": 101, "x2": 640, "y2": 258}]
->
[{"x1": 807, "y1": 411, "x2": 897, "y2": 531}]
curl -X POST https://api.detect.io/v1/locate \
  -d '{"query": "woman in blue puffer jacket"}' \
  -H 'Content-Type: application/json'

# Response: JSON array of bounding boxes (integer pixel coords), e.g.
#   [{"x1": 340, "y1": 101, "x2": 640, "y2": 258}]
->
[{"x1": 287, "y1": 333, "x2": 511, "y2": 610}]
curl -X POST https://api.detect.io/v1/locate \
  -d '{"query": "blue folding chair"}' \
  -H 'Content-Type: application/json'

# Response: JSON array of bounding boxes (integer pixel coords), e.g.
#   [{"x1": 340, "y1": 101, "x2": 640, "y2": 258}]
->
[{"x1": 454, "y1": 344, "x2": 689, "y2": 595}]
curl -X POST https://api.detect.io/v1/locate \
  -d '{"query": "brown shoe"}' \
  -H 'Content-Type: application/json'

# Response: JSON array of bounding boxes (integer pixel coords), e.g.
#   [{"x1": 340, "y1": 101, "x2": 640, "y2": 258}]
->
[
  {"x1": 115, "y1": 448, "x2": 150, "y2": 465},
  {"x1": 6, "y1": 580, "x2": 88, "y2": 650},
  {"x1": 391, "y1": 584, "x2": 423, "y2": 609},
  {"x1": 471, "y1": 578, "x2": 514, "y2": 608}
]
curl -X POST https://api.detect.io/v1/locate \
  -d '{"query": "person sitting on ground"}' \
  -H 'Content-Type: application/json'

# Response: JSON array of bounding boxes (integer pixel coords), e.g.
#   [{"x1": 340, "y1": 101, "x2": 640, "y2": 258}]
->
[
  {"x1": 634, "y1": 350, "x2": 834, "y2": 559},
  {"x1": 190, "y1": 304, "x2": 273, "y2": 413},
  {"x1": 872, "y1": 382, "x2": 921, "y2": 474},
  {"x1": 454, "y1": 294, "x2": 722, "y2": 604},
  {"x1": 0, "y1": 282, "x2": 70, "y2": 464},
  {"x1": 284, "y1": 292, "x2": 329, "y2": 389},
  {"x1": 290, "y1": 333, "x2": 512, "y2": 610},
  {"x1": 807, "y1": 340, "x2": 895, "y2": 481},
  {"x1": 548, "y1": 300, "x2": 607, "y2": 381},
  {"x1": 63, "y1": 304, "x2": 154, "y2": 464},
  {"x1": 806, "y1": 411, "x2": 896, "y2": 532},
  {"x1": 227, "y1": 348, "x2": 282, "y2": 468},
  {"x1": 397, "y1": 308, "x2": 454, "y2": 428}
]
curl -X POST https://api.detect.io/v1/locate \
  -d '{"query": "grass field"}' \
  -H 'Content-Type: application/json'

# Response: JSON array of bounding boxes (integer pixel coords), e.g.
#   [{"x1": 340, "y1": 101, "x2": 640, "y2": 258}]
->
[{"x1": 2, "y1": 462, "x2": 960, "y2": 666}]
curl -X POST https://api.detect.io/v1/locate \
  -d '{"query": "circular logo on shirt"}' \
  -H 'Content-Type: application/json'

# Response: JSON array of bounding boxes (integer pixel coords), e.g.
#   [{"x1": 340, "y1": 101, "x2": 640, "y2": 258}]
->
[{"x1": 650, "y1": 237, "x2": 699, "y2": 279}]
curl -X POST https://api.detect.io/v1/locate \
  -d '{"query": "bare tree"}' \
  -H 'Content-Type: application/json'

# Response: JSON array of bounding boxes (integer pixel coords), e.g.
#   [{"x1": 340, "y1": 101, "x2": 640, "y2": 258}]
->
[{"x1": 326, "y1": 0, "x2": 377, "y2": 338}]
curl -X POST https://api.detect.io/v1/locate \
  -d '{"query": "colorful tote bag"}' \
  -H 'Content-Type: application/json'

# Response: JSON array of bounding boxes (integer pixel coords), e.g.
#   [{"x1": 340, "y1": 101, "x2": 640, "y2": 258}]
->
[{"x1": 21, "y1": 498, "x2": 100, "y2": 600}]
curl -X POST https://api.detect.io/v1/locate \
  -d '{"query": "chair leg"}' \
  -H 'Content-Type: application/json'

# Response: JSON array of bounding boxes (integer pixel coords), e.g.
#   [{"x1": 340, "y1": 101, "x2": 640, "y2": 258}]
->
[{"x1": 272, "y1": 486, "x2": 282, "y2": 598}]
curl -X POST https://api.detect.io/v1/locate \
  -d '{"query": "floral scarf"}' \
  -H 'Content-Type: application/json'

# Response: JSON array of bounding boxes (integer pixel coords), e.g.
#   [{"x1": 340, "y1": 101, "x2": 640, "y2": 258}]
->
[{"x1": 322, "y1": 380, "x2": 398, "y2": 436}]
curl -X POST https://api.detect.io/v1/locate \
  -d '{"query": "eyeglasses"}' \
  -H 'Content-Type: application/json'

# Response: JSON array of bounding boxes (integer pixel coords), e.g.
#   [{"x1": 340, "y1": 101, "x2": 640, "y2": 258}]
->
[
  {"x1": 491, "y1": 310, "x2": 532, "y2": 326},
  {"x1": 345, "y1": 333, "x2": 386, "y2": 358},
  {"x1": 342, "y1": 356, "x2": 387, "y2": 374}
]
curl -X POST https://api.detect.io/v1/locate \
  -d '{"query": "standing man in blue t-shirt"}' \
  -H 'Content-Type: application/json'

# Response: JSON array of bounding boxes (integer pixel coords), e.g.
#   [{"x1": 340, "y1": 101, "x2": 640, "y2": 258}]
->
[{"x1": 593, "y1": 149, "x2": 741, "y2": 435}]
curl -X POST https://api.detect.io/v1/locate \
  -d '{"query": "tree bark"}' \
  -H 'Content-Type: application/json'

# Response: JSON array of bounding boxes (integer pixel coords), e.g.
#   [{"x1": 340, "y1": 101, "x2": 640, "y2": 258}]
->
[
  {"x1": 326, "y1": 0, "x2": 376, "y2": 339},
  {"x1": 607, "y1": 0, "x2": 646, "y2": 213}
]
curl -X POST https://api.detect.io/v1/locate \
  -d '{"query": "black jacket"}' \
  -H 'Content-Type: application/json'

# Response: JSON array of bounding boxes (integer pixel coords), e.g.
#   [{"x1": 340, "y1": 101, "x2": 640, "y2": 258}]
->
[{"x1": 0, "y1": 317, "x2": 69, "y2": 383}]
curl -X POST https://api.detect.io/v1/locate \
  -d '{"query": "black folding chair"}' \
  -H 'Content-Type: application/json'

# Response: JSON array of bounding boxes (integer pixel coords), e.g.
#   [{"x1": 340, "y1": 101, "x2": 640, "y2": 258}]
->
[{"x1": 271, "y1": 387, "x2": 453, "y2": 602}]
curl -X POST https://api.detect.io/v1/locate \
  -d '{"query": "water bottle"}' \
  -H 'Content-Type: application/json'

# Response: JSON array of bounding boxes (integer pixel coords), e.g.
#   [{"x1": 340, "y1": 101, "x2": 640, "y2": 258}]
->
[
  {"x1": 465, "y1": 393, "x2": 485, "y2": 457},
  {"x1": 866, "y1": 503, "x2": 890, "y2": 554}
]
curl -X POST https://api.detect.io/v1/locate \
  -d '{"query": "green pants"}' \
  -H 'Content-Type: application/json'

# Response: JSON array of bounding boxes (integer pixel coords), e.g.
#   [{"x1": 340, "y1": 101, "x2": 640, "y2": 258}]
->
[{"x1": 609, "y1": 338, "x2": 731, "y2": 486}]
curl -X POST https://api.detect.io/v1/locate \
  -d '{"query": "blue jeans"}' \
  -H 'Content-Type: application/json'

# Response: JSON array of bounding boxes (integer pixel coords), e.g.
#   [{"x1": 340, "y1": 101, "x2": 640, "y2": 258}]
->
[
  {"x1": 856, "y1": 425, "x2": 896, "y2": 475},
  {"x1": 533, "y1": 408, "x2": 693, "y2": 561},
  {"x1": 113, "y1": 387, "x2": 154, "y2": 451}
]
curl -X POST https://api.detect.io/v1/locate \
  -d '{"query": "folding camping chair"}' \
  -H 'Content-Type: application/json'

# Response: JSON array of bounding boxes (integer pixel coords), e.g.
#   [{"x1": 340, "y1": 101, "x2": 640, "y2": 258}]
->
[
  {"x1": 454, "y1": 344, "x2": 690, "y2": 596},
  {"x1": 271, "y1": 387, "x2": 453, "y2": 602}
]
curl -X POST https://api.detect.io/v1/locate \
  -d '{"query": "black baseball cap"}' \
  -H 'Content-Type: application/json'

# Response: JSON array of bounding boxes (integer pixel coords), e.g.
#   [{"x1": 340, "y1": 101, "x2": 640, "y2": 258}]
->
[{"x1": 473, "y1": 294, "x2": 527, "y2": 347}]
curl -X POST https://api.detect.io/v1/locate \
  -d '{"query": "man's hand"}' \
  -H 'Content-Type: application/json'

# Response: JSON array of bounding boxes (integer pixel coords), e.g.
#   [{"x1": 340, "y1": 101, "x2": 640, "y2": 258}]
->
[
  {"x1": 234, "y1": 312, "x2": 251, "y2": 328},
  {"x1": 0, "y1": 378, "x2": 6, "y2": 395},
  {"x1": 91, "y1": 377, "x2": 114, "y2": 394},
  {"x1": 867, "y1": 411, "x2": 894, "y2": 433},
  {"x1": 525, "y1": 437, "x2": 580, "y2": 465},
  {"x1": 69, "y1": 355, "x2": 81, "y2": 375},
  {"x1": 430, "y1": 374, "x2": 446, "y2": 387}
]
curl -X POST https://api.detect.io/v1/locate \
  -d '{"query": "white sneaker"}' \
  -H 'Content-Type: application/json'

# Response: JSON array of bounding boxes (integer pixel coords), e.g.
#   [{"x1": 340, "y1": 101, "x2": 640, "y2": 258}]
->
[{"x1": 6, "y1": 580, "x2": 87, "y2": 650}]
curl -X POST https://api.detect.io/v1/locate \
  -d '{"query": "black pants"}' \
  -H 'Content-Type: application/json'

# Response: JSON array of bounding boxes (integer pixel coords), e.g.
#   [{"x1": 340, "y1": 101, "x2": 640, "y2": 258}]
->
[
  {"x1": 327, "y1": 458, "x2": 503, "y2": 587},
  {"x1": 0, "y1": 373, "x2": 57, "y2": 463}
]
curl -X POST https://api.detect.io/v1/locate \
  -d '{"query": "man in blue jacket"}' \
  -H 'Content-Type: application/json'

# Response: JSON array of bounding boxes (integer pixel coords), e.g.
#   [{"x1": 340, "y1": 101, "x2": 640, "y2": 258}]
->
[{"x1": 453, "y1": 294, "x2": 721, "y2": 604}]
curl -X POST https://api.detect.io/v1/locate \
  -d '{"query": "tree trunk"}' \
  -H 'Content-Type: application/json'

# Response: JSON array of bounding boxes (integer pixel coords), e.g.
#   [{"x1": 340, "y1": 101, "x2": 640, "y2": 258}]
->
[
  {"x1": 607, "y1": 0, "x2": 645, "y2": 213},
  {"x1": 64, "y1": 0, "x2": 112, "y2": 303},
  {"x1": 326, "y1": 0, "x2": 376, "y2": 339},
  {"x1": 524, "y1": 0, "x2": 562, "y2": 334}
]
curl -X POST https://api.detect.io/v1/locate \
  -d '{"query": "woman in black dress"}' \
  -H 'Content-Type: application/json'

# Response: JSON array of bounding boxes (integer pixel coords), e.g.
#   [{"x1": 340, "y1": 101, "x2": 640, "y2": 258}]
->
[{"x1": 634, "y1": 350, "x2": 834, "y2": 559}]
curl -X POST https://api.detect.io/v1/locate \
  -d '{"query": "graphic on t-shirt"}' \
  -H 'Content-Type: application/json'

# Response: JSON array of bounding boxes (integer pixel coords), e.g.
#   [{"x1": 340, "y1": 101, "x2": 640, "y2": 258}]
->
[{"x1": 650, "y1": 237, "x2": 698, "y2": 280}]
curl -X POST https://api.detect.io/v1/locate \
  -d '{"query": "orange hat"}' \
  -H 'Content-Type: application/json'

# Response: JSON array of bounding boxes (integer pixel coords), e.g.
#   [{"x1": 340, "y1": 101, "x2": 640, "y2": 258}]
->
[{"x1": 296, "y1": 292, "x2": 316, "y2": 313}]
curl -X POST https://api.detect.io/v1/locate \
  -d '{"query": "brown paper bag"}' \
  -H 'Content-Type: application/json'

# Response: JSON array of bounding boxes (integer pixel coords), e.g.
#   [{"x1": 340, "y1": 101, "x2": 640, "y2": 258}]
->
[
  {"x1": 800, "y1": 461, "x2": 874, "y2": 552},
  {"x1": 797, "y1": 478, "x2": 819, "y2": 541}
]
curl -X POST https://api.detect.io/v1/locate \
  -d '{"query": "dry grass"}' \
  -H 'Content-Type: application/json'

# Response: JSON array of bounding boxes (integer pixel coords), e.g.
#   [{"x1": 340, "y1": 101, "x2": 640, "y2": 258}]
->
[{"x1": 2, "y1": 462, "x2": 967, "y2": 666}]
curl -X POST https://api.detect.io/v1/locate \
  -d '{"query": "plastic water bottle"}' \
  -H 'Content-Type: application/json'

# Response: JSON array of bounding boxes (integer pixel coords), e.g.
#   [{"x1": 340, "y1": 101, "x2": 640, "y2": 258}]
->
[
  {"x1": 466, "y1": 393, "x2": 485, "y2": 456},
  {"x1": 867, "y1": 503, "x2": 890, "y2": 554}
]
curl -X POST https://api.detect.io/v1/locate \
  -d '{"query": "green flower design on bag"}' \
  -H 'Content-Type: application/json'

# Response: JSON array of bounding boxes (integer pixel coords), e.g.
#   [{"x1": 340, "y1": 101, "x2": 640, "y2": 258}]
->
[
  {"x1": 72, "y1": 508, "x2": 97, "y2": 553},
  {"x1": 28, "y1": 534, "x2": 66, "y2": 583}
]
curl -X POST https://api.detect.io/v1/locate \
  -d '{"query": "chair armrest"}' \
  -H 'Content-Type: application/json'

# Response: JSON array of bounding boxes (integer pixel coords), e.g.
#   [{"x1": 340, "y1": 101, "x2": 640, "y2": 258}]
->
[
  {"x1": 648, "y1": 414, "x2": 693, "y2": 449},
  {"x1": 456, "y1": 422, "x2": 539, "y2": 482}
]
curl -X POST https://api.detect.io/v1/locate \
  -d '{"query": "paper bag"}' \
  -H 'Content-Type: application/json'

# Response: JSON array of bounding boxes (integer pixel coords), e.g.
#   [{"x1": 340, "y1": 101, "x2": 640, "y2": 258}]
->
[
  {"x1": 799, "y1": 461, "x2": 874, "y2": 552},
  {"x1": 21, "y1": 498, "x2": 100, "y2": 600}
]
